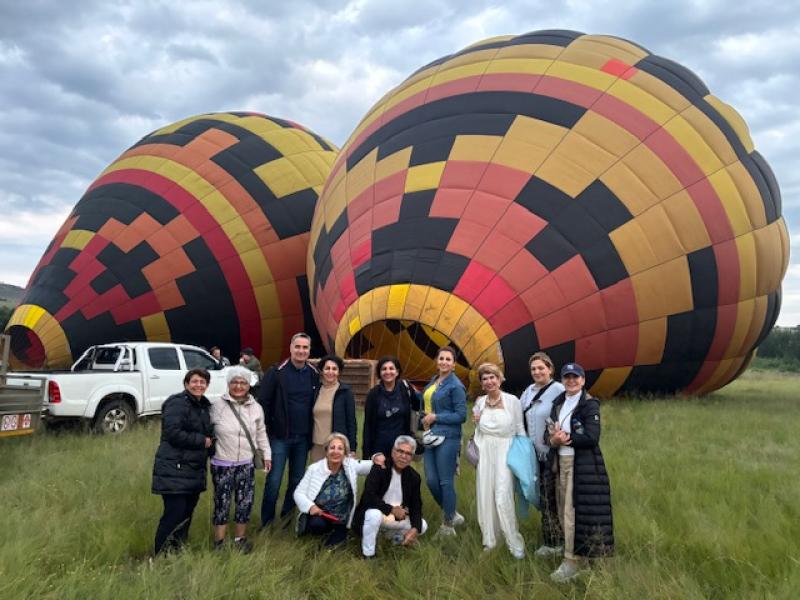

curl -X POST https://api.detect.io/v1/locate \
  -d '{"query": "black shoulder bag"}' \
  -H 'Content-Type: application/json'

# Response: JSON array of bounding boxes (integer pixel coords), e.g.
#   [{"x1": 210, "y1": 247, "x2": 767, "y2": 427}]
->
[{"x1": 522, "y1": 381, "x2": 554, "y2": 436}]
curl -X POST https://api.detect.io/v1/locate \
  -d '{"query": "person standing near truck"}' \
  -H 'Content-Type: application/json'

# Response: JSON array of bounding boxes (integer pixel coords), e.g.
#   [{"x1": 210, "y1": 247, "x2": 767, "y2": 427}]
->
[
  {"x1": 210, "y1": 346, "x2": 231, "y2": 367},
  {"x1": 258, "y1": 333, "x2": 319, "y2": 527},
  {"x1": 151, "y1": 368, "x2": 214, "y2": 555},
  {"x1": 240, "y1": 347, "x2": 264, "y2": 398}
]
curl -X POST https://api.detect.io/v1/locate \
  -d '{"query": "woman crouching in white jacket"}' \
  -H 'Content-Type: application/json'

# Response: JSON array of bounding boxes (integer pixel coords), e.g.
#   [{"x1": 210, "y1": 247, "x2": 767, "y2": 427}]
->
[{"x1": 294, "y1": 432, "x2": 379, "y2": 547}]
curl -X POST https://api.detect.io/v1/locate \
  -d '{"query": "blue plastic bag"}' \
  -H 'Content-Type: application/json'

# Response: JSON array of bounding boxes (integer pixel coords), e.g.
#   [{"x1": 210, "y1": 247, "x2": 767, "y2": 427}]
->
[{"x1": 507, "y1": 435, "x2": 540, "y2": 512}]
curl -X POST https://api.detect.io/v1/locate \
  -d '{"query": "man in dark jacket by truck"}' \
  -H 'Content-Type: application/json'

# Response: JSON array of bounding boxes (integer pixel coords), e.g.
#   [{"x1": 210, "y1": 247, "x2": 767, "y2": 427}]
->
[{"x1": 258, "y1": 333, "x2": 319, "y2": 527}]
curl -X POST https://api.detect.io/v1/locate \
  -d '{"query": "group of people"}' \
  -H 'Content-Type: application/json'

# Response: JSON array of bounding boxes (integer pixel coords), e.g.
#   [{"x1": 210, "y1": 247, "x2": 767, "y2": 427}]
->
[{"x1": 151, "y1": 333, "x2": 614, "y2": 583}]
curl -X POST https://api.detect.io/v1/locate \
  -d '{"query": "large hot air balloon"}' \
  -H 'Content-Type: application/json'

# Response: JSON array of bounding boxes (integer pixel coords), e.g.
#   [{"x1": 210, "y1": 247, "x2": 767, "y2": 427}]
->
[
  {"x1": 307, "y1": 30, "x2": 789, "y2": 396},
  {"x1": 6, "y1": 112, "x2": 337, "y2": 369}
]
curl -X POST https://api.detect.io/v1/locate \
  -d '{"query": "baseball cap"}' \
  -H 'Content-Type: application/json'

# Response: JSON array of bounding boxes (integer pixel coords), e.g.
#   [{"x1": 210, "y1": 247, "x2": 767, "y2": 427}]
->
[{"x1": 560, "y1": 363, "x2": 585, "y2": 378}]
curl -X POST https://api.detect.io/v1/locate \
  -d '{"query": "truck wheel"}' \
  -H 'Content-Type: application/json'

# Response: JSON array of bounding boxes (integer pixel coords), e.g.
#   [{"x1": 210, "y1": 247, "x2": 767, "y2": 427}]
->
[{"x1": 93, "y1": 399, "x2": 134, "y2": 434}]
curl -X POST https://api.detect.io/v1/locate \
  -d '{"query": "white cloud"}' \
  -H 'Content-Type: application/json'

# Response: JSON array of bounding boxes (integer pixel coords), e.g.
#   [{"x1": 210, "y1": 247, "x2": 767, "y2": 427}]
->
[
  {"x1": 0, "y1": 206, "x2": 70, "y2": 245},
  {"x1": 0, "y1": 0, "x2": 797, "y2": 332}
]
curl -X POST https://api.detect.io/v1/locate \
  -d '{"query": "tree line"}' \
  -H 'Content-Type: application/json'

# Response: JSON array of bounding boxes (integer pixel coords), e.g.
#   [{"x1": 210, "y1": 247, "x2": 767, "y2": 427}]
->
[
  {"x1": 754, "y1": 326, "x2": 800, "y2": 371},
  {"x1": 0, "y1": 305, "x2": 12, "y2": 332}
]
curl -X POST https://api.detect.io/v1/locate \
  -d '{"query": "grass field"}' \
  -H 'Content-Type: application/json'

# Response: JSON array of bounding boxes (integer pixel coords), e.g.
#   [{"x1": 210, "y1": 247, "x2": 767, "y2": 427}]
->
[{"x1": 1, "y1": 368, "x2": 798, "y2": 599}]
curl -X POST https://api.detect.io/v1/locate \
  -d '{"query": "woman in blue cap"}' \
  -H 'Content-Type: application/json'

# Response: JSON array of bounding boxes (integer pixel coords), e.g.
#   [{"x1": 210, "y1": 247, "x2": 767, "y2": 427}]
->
[{"x1": 545, "y1": 362, "x2": 614, "y2": 583}]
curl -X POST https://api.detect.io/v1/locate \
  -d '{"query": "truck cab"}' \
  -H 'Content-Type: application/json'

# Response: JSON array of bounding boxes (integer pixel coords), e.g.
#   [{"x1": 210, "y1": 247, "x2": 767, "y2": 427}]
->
[{"x1": 39, "y1": 342, "x2": 228, "y2": 433}]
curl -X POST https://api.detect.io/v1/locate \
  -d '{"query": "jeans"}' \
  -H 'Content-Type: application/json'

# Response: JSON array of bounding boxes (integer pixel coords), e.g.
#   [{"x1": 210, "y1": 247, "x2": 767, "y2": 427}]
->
[
  {"x1": 260, "y1": 435, "x2": 310, "y2": 526},
  {"x1": 539, "y1": 459, "x2": 563, "y2": 547},
  {"x1": 423, "y1": 437, "x2": 460, "y2": 521},
  {"x1": 304, "y1": 515, "x2": 348, "y2": 547},
  {"x1": 154, "y1": 493, "x2": 200, "y2": 555}
]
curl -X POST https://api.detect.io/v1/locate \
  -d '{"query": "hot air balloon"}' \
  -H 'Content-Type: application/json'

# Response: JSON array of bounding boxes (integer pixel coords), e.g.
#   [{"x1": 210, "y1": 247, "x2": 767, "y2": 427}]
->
[
  {"x1": 6, "y1": 112, "x2": 337, "y2": 369},
  {"x1": 307, "y1": 30, "x2": 789, "y2": 396}
]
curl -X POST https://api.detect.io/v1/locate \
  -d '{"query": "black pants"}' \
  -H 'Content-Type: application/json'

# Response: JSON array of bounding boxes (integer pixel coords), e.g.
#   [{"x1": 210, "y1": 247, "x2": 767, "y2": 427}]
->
[
  {"x1": 154, "y1": 493, "x2": 201, "y2": 555},
  {"x1": 539, "y1": 460, "x2": 563, "y2": 547},
  {"x1": 306, "y1": 515, "x2": 348, "y2": 547}
]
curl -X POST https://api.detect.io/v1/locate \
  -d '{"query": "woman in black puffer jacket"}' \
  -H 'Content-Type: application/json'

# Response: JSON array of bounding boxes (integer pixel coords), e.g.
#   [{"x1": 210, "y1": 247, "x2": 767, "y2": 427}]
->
[
  {"x1": 545, "y1": 362, "x2": 614, "y2": 583},
  {"x1": 152, "y1": 368, "x2": 214, "y2": 555}
]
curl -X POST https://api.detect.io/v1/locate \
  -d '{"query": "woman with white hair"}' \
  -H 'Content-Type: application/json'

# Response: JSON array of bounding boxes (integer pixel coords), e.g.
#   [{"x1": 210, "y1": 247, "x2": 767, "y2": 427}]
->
[
  {"x1": 293, "y1": 432, "x2": 377, "y2": 548},
  {"x1": 472, "y1": 362, "x2": 526, "y2": 559},
  {"x1": 208, "y1": 365, "x2": 271, "y2": 553}
]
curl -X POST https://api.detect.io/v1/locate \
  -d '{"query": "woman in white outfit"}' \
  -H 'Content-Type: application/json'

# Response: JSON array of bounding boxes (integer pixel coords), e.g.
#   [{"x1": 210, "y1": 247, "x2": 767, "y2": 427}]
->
[{"x1": 472, "y1": 362, "x2": 526, "y2": 559}]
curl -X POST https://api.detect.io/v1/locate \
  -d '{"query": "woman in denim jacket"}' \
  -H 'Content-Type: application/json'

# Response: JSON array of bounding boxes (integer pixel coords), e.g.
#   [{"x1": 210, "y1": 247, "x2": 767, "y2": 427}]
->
[{"x1": 421, "y1": 346, "x2": 467, "y2": 536}]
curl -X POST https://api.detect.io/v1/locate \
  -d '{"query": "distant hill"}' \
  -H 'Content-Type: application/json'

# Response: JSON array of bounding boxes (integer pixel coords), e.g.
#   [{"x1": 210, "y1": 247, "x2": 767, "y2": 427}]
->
[{"x1": 0, "y1": 282, "x2": 25, "y2": 308}]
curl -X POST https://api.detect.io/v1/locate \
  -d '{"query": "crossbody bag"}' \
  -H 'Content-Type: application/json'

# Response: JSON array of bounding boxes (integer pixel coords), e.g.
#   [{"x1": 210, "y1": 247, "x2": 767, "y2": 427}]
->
[{"x1": 225, "y1": 399, "x2": 265, "y2": 470}]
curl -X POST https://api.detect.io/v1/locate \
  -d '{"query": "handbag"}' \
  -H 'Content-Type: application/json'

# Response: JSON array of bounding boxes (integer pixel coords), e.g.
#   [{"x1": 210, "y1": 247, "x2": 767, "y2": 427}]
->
[
  {"x1": 422, "y1": 429, "x2": 445, "y2": 447},
  {"x1": 465, "y1": 434, "x2": 479, "y2": 467},
  {"x1": 225, "y1": 399, "x2": 265, "y2": 470},
  {"x1": 402, "y1": 379, "x2": 425, "y2": 457}
]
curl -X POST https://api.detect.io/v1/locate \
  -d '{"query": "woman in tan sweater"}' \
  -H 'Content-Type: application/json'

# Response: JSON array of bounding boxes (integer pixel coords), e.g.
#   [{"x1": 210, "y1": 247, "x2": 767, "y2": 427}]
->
[{"x1": 310, "y1": 355, "x2": 357, "y2": 461}]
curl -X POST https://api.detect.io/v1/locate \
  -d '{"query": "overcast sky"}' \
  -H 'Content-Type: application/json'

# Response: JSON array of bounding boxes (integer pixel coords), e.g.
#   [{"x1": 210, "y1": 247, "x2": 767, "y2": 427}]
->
[{"x1": 1, "y1": 0, "x2": 797, "y2": 325}]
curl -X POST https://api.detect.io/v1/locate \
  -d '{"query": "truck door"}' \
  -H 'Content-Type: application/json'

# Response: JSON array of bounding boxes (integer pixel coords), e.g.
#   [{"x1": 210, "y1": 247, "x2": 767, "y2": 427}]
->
[{"x1": 145, "y1": 347, "x2": 183, "y2": 412}]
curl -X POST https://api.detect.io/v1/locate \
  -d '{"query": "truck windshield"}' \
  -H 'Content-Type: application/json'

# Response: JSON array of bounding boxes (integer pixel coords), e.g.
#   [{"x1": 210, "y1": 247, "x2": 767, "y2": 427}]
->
[{"x1": 183, "y1": 348, "x2": 218, "y2": 370}]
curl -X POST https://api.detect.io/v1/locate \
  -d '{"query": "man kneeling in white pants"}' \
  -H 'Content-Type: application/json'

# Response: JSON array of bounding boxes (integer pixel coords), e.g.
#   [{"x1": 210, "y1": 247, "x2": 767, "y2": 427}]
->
[{"x1": 353, "y1": 435, "x2": 427, "y2": 558}]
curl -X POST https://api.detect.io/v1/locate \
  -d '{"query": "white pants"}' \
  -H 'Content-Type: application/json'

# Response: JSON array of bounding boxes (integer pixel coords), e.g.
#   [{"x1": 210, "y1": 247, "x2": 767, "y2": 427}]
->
[
  {"x1": 476, "y1": 433, "x2": 525, "y2": 555},
  {"x1": 361, "y1": 508, "x2": 428, "y2": 557}
]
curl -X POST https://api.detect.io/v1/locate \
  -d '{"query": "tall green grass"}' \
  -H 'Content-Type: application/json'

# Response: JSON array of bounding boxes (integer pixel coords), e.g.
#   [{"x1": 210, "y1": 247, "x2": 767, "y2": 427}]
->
[{"x1": 1, "y1": 370, "x2": 798, "y2": 599}]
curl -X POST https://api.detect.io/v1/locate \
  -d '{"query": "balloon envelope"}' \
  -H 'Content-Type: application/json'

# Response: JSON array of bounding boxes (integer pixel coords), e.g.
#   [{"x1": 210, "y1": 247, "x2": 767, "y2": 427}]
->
[
  {"x1": 307, "y1": 30, "x2": 789, "y2": 395},
  {"x1": 7, "y1": 112, "x2": 337, "y2": 369}
]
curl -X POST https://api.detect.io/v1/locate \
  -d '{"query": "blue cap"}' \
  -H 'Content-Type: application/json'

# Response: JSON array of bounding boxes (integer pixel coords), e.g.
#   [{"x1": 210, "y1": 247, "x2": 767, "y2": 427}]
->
[{"x1": 560, "y1": 363, "x2": 585, "y2": 378}]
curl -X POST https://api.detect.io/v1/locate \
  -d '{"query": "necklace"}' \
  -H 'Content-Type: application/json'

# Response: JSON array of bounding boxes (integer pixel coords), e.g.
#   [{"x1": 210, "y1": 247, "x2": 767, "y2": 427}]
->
[{"x1": 485, "y1": 393, "x2": 502, "y2": 408}]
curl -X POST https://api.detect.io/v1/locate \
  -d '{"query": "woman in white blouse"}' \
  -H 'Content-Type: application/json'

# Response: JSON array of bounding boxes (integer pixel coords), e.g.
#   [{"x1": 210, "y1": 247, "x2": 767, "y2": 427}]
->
[{"x1": 472, "y1": 362, "x2": 525, "y2": 559}]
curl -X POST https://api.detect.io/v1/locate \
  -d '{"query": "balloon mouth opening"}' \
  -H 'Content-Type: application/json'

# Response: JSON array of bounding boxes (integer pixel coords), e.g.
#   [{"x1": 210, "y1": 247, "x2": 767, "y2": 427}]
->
[
  {"x1": 344, "y1": 319, "x2": 471, "y2": 385},
  {"x1": 6, "y1": 325, "x2": 46, "y2": 369}
]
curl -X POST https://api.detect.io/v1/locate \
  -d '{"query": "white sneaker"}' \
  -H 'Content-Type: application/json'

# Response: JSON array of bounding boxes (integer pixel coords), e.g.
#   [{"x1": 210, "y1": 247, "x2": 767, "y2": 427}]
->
[
  {"x1": 511, "y1": 549, "x2": 526, "y2": 560},
  {"x1": 435, "y1": 524, "x2": 456, "y2": 538},
  {"x1": 451, "y1": 512, "x2": 465, "y2": 527},
  {"x1": 550, "y1": 560, "x2": 581, "y2": 583},
  {"x1": 534, "y1": 544, "x2": 563, "y2": 558}
]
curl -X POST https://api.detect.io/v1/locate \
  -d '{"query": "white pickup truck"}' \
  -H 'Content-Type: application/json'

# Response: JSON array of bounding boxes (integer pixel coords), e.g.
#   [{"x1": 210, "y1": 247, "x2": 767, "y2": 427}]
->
[{"x1": 10, "y1": 342, "x2": 229, "y2": 433}]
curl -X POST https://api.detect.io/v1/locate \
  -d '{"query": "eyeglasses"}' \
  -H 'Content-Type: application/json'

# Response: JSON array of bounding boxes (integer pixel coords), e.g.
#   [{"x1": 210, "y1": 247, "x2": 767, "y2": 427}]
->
[
  {"x1": 393, "y1": 448, "x2": 413, "y2": 457},
  {"x1": 230, "y1": 381, "x2": 250, "y2": 386}
]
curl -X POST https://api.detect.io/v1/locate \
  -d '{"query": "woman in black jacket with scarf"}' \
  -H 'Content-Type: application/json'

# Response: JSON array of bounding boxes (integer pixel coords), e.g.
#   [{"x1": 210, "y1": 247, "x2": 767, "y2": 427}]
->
[
  {"x1": 151, "y1": 368, "x2": 214, "y2": 555},
  {"x1": 362, "y1": 356, "x2": 420, "y2": 459},
  {"x1": 310, "y1": 355, "x2": 357, "y2": 461},
  {"x1": 545, "y1": 362, "x2": 614, "y2": 583}
]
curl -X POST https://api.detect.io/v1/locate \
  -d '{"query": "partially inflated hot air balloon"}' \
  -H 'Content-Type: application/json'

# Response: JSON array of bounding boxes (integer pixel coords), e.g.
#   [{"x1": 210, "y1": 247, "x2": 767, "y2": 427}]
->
[
  {"x1": 6, "y1": 112, "x2": 337, "y2": 369},
  {"x1": 307, "y1": 30, "x2": 789, "y2": 396}
]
